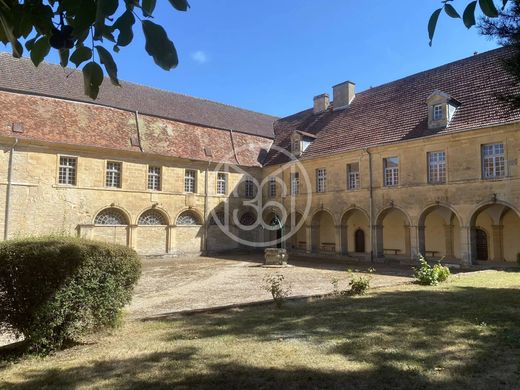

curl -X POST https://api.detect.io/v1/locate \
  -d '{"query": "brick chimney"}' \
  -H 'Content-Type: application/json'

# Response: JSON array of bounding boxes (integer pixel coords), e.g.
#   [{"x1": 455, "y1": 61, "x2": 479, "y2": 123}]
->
[
  {"x1": 332, "y1": 81, "x2": 355, "y2": 110},
  {"x1": 313, "y1": 93, "x2": 330, "y2": 114}
]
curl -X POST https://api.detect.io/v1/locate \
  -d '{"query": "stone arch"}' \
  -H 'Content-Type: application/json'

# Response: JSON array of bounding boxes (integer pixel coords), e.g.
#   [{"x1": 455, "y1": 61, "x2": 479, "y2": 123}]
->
[
  {"x1": 469, "y1": 201, "x2": 520, "y2": 263},
  {"x1": 310, "y1": 209, "x2": 336, "y2": 254},
  {"x1": 174, "y1": 208, "x2": 204, "y2": 226},
  {"x1": 91, "y1": 206, "x2": 131, "y2": 247},
  {"x1": 286, "y1": 211, "x2": 306, "y2": 250},
  {"x1": 340, "y1": 207, "x2": 370, "y2": 256},
  {"x1": 93, "y1": 206, "x2": 130, "y2": 225},
  {"x1": 137, "y1": 207, "x2": 170, "y2": 226},
  {"x1": 375, "y1": 206, "x2": 411, "y2": 258},
  {"x1": 418, "y1": 204, "x2": 462, "y2": 259}
]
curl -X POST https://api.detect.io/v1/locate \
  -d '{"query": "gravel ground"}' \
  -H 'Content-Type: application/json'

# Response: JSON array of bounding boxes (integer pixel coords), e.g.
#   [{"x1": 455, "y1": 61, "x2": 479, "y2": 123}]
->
[{"x1": 0, "y1": 253, "x2": 414, "y2": 346}]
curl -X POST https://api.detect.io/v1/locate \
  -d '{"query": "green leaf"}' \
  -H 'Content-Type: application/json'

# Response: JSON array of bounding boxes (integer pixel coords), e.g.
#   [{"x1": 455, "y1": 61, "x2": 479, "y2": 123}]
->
[
  {"x1": 82, "y1": 61, "x2": 104, "y2": 99},
  {"x1": 444, "y1": 4, "x2": 461, "y2": 18},
  {"x1": 59, "y1": 48, "x2": 69, "y2": 67},
  {"x1": 25, "y1": 36, "x2": 38, "y2": 51},
  {"x1": 95, "y1": 45, "x2": 120, "y2": 86},
  {"x1": 95, "y1": 0, "x2": 119, "y2": 39},
  {"x1": 142, "y1": 20, "x2": 178, "y2": 70},
  {"x1": 30, "y1": 36, "x2": 51, "y2": 66},
  {"x1": 142, "y1": 0, "x2": 157, "y2": 17},
  {"x1": 12, "y1": 39, "x2": 22, "y2": 58},
  {"x1": 463, "y1": 1, "x2": 478, "y2": 28},
  {"x1": 113, "y1": 10, "x2": 135, "y2": 47},
  {"x1": 479, "y1": 0, "x2": 499, "y2": 17},
  {"x1": 70, "y1": 46, "x2": 92, "y2": 67},
  {"x1": 428, "y1": 8, "x2": 442, "y2": 46},
  {"x1": 168, "y1": 0, "x2": 190, "y2": 11}
]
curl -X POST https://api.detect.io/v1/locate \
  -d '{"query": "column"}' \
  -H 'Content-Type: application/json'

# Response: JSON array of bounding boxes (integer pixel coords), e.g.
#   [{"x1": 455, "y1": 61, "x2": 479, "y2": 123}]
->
[
  {"x1": 417, "y1": 225, "x2": 426, "y2": 256},
  {"x1": 128, "y1": 224, "x2": 138, "y2": 249},
  {"x1": 404, "y1": 225, "x2": 412, "y2": 258},
  {"x1": 335, "y1": 225, "x2": 343, "y2": 255},
  {"x1": 491, "y1": 224, "x2": 504, "y2": 261},
  {"x1": 444, "y1": 224, "x2": 455, "y2": 259},
  {"x1": 459, "y1": 225, "x2": 472, "y2": 266},
  {"x1": 373, "y1": 224, "x2": 384, "y2": 258},
  {"x1": 305, "y1": 224, "x2": 313, "y2": 254},
  {"x1": 167, "y1": 225, "x2": 175, "y2": 253}
]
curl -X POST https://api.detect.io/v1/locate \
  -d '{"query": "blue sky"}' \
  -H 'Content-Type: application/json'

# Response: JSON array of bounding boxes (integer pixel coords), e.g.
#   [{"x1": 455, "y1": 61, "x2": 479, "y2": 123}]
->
[{"x1": 11, "y1": 1, "x2": 500, "y2": 117}]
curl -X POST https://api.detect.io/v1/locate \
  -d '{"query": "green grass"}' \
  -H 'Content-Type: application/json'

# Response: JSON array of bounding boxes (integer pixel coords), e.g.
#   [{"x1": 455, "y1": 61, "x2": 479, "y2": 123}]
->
[{"x1": 1, "y1": 270, "x2": 520, "y2": 389}]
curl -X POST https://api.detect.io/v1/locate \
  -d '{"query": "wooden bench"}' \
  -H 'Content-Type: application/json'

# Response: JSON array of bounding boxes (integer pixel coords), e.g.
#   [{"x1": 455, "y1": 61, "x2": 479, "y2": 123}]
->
[
  {"x1": 320, "y1": 242, "x2": 336, "y2": 252},
  {"x1": 424, "y1": 250, "x2": 439, "y2": 258},
  {"x1": 297, "y1": 241, "x2": 307, "y2": 250},
  {"x1": 384, "y1": 248, "x2": 401, "y2": 255}
]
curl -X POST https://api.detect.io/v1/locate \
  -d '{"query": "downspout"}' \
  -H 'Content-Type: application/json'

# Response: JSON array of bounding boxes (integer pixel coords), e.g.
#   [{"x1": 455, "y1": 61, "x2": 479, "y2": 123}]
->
[
  {"x1": 229, "y1": 129, "x2": 240, "y2": 165},
  {"x1": 203, "y1": 160, "x2": 211, "y2": 253},
  {"x1": 4, "y1": 138, "x2": 18, "y2": 241},
  {"x1": 134, "y1": 111, "x2": 144, "y2": 152},
  {"x1": 365, "y1": 148, "x2": 374, "y2": 263}
]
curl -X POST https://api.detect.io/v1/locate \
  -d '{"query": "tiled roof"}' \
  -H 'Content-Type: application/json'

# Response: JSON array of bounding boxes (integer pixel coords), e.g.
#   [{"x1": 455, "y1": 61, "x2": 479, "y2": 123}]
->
[
  {"x1": 265, "y1": 47, "x2": 520, "y2": 165},
  {"x1": 0, "y1": 53, "x2": 276, "y2": 139}
]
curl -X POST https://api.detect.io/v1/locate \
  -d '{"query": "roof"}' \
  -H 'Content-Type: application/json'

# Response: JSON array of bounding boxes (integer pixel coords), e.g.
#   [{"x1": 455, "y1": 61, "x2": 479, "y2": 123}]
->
[
  {"x1": 265, "y1": 47, "x2": 520, "y2": 165},
  {"x1": 0, "y1": 53, "x2": 276, "y2": 139}
]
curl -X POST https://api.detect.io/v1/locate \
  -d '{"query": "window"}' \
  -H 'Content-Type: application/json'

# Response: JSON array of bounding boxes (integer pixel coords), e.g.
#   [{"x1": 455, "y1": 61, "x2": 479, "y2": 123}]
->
[
  {"x1": 268, "y1": 176, "x2": 277, "y2": 197},
  {"x1": 244, "y1": 177, "x2": 255, "y2": 198},
  {"x1": 347, "y1": 163, "x2": 360, "y2": 190},
  {"x1": 316, "y1": 168, "x2": 326, "y2": 193},
  {"x1": 384, "y1": 157, "x2": 399, "y2": 187},
  {"x1": 239, "y1": 212, "x2": 256, "y2": 226},
  {"x1": 176, "y1": 211, "x2": 201, "y2": 226},
  {"x1": 138, "y1": 209, "x2": 167, "y2": 225},
  {"x1": 184, "y1": 169, "x2": 197, "y2": 193},
  {"x1": 291, "y1": 172, "x2": 300, "y2": 195},
  {"x1": 106, "y1": 161, "x2": 122, "y2": 188},
  {"x1": 217, "y1": 172, "x2": 227, "y2": 194},
  {"x1": 58, "y1": 156, "x2": 77, "y2": 185},
  {"x1": 428, "y1": 151, "x2": 446, "y2": 184},
  {"x1": 292, "y1": 139, "x2": 300, "y2": 155},
  {"x1": 94, "y1": 208, "x2": 128, "y2": 225},
  {"x1": 433, "y1": 104, "x2": 443, "y2": 121},
  {"x1": 482, "y1": 143, "x2": 505, "y2": 179},
  {"x1": 148, "y1": 166, "x2": 161, "y2": 191}
]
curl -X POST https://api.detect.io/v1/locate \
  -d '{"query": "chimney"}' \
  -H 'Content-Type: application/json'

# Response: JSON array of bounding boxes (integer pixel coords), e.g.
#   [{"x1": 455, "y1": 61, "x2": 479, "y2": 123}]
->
[
  {"x1": 313, "y1": 93, "x2": 330, "y2": 114},
  {"x1": 332, "y1": 81, "x2": 355, "y2": 110}
]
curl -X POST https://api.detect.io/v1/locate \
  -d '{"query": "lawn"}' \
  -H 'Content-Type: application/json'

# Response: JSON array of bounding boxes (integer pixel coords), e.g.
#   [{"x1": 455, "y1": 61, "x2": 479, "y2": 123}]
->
[{"x1": 1, "y1": 270, "x2": 519, "y2": 389}]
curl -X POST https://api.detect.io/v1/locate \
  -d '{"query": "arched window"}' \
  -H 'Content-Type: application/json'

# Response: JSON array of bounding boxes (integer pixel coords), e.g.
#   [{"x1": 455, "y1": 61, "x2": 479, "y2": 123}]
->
[
  {"x1": 94, "y1": 208, "x2": 128, "y2": 225},
  {"x1": 177, "y1": 211, "x2": 201, "y2": 226},
  {"x1": 209, "y1": 211, "x2": 225, "y2": 225},
  {"x1": 239, "y1": 212, "x2": 256, "y2": 226},
  {"x1": 138, "y1": 210, "x2": 167, "y2": 225}
]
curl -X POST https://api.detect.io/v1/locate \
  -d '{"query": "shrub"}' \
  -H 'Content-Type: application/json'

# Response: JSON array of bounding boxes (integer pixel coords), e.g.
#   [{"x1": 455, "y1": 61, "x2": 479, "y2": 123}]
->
[
  {"x1": 517, "y1": 253, "x2": 520, "y2": 266},
  {"x1": 263, "y1": 274, "x2": 291, "y2": 308},
  {"x1": 0, "y1": 237, "x2": 141, "y2": 353},
  {"x1": 413, "y1": 255, "x2": 450, "y2": 286},
  {"x1": 347, "y1": 269, "x2": 373, "y2": 296}
]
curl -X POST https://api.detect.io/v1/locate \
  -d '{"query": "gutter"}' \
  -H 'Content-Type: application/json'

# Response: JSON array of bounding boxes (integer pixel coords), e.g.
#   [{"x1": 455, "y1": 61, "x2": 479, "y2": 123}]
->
[{"x1": 4, "y1": 138, "x2": 18, "y2": 241}]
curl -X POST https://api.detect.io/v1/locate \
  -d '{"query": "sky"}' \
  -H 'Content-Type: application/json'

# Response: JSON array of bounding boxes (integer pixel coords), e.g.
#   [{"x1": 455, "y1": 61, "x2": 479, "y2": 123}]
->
[{"x1": 9, "y1": 0, "x2": 500, "y2": 117}]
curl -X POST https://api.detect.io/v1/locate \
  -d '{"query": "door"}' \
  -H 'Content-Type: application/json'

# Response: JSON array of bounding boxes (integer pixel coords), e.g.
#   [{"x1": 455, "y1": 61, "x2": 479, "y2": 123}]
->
[
  {"x1": 476, "y1": 228, "x2": 488, "y2": 260},
  {"x1": 355, "y1": 229, "x2": 365, "y2": 253}
]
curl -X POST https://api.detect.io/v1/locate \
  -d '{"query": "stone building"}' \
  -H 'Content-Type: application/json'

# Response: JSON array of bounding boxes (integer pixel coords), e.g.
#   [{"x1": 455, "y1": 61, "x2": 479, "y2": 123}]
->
[{"x1": 1, "y1": 47, "x2": 520, "y2": 265}]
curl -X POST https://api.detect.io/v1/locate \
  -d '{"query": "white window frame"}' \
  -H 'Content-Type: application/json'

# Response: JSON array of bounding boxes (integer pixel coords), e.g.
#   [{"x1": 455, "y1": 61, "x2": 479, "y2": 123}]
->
[
  {"x1": 148, "y1": 166, "x2": 161, "y2": 191},
  {"x1": 316, "y1": 168, "x2": 326, "y2": 193},
  {"x1": 216, "y1": 172, "x2": 227, "y2": 195},
  {"x1": 433, "y1": 104, "x2": 443, "y2": 121},
  {"x1": 291, "y1": 172, "x2": 300, "y2": 195},
  {"x1": 58, "y1": 155, "x2": 77, "y2": 185},
  {"x1": 428, "y1": 151, "x2": 446, "y2": 184},
  {"x1": 268, "y1": 176, "x2": 277, "y2": 197},
  {"x1": 347, "y1": 163, "x2": 360, "y2": 190},
  {"x1": 184, "y1": 169, "x2": 197, "y2": 193},
  {"x1": 383, "y1": 157, "x2": 399, "y2": 187},
  {"x1": 482, "y1": 143, "x2": 505, "y2": 179},
  {"x1": 106, "y1": 161, "x2": 122, "y2": 188},
  {"x1": 244, "y1": 177, "x2": 255, "y2": 199}
]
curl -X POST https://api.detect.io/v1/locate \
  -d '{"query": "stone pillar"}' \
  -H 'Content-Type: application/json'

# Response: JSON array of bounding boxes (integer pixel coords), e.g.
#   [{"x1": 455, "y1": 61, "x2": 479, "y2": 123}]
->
[
  {"x1": 460, "y1": 225, "x2": 472, "y2": 266},
  {"x1": 77, "y1": 224, "x2": 94, "y2": 240},
  {"x1": 167, "y1": 225, "x2": 175, "y2": 253},
  {"x1": 374, "y1": 224, "x2": 384, "y2": 258},
  {"x1": 128, "y1": 224, "x2": 138, "y2": 249},
  {"x1": 404, "y1": 225, "x2": 412, "y2": 258},
  {"x1": 340, "y1": 224, "x2": 348, "y2": 255},
  {"x1": 335, "y1": 225, "x2": 343, "y2": 255},
  {"x1": 305, "y1": 224, "x2": 313, "y2": 253},
  {"x1": 417, "y1": 225, "x2": 426, "y2": 257},
  {"x1": 491, "y1": 224, "x2": 504, "y2": 261},
  {"x1": 444, "y1": 224, "x2": 455, "y2": 259}
]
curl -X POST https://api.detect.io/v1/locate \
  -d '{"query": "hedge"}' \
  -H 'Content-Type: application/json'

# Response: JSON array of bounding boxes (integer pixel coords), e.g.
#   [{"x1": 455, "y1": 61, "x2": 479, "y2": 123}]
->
[{"x1": 0, "y1": 237, "x2": 141, "y2": 353}]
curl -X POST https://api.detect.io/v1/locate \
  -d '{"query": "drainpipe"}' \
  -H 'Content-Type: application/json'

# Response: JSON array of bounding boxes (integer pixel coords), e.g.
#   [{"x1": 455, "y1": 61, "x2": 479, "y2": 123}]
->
[
  {"x1": 134, "y1": 111, "x2": 144, "y2": 152},
  {"x1": 4, "y1": 138, "x2": 18, "y2": 241},
  {"x1": 229, "y1": 129, "x2": 240, "y2": 165},
  {"x1": 365, "y1": 148, "x2": 374, "y2": 263},
  {"x1": 203, "y1": 160, "x2": 211, "y2": 253}
]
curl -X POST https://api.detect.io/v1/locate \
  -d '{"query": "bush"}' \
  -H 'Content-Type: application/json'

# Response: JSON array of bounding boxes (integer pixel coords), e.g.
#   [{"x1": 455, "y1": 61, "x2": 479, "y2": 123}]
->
[
  {"x1": 263, "y1": 274, "x2": 291, "y2": 308},
  {"x1": 413, "y1": 255, "x2": 450, "y2": 286},
  {"x1": 517, "y1": 253, "x2": 520, "y2": 266},
  {"x1": 0, "y1": 237, "x2": 141, "y2": 353},
  {"x1": 346, "y1": 269, "x2": 373, "y2": 296}
]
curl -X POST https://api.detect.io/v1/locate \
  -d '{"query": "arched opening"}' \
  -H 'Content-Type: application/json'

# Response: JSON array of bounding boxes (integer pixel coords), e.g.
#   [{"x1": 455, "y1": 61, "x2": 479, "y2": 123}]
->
[
  {"x1": 375, "y1": 207, "x2": 410, "y2": 258},
  {"x1": 470, "y1": 203, "x2": 520, "y2": 263},
  {"x1": 176, "y1": 210, "x2": 202, "y2": 226},
  {"x1": 418, "y1": 205, "x2": 461, "y2": 260},
  {"x1": 136, "y1": 209, "x2": 169, "y2": 255},
  {"x1": 92, "y1": 207, "x2": 129, "y2": 246},
  {"x1": 287, "y1": 212, "x2": 306, "y2": 251},
  {"x1": 355, "y1": 229, "x2": 365, "y2": 253},
  {"x1": 340, "y1": 208, "x2": 370, "y2": 256},
  {"x1": 175, "y1": 210, "x2": 203, "y2": 255},
  {"x1": 311, "y1": 210, "x2": 336, "y2": 254}
]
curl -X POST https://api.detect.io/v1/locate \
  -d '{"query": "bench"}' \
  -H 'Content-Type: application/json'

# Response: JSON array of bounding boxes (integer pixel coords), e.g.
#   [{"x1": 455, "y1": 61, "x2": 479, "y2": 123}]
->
[
  {"x1": 320, "y1": 242, "x2": 336, "y2": 252},
  {"x1": 424, "y1": 250, "x2": 439, "y2": 258},
  {"x1": 297, "y1": 241, "x2": 307, "y2": 250},
  {"x1": 384, "y1": 248, "x2": 401, "y2": 255}
]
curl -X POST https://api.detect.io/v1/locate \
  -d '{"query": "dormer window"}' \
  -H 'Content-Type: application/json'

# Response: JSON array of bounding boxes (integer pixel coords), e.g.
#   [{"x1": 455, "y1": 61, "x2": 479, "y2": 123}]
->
[
  {"x1": 291, "y1": 135, "x2": 301, "y2": 156},
  {"x1": 290, "y1": 130, "x2": 316, "y2": 157},
  {"x1": 427, "y1": 90, "x2": 460, "y2": 129}
]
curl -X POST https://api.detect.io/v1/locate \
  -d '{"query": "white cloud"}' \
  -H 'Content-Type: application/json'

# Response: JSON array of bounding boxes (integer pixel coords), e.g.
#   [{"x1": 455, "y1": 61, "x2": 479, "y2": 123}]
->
[{"x1": 191, "y1": 50, "x2": 209, "y2": 64}]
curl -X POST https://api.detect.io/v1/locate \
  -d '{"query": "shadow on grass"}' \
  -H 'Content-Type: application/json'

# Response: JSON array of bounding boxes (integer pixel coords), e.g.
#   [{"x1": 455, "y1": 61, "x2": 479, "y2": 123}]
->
[{"x1": 2, "y1": 285, "x2": 519, "y2": 389}]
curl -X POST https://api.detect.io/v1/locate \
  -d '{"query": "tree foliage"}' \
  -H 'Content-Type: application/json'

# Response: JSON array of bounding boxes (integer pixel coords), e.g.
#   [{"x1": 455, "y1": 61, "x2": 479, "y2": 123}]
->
[{"x1": 0, "y1": 0, "x2": 189, "y2": 99}]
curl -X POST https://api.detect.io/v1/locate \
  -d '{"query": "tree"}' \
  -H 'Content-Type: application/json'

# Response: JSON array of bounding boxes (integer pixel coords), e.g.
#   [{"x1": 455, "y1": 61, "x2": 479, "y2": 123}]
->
[{"x1": 0, "y1": 1, "x2": 189, "y2": 99}]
